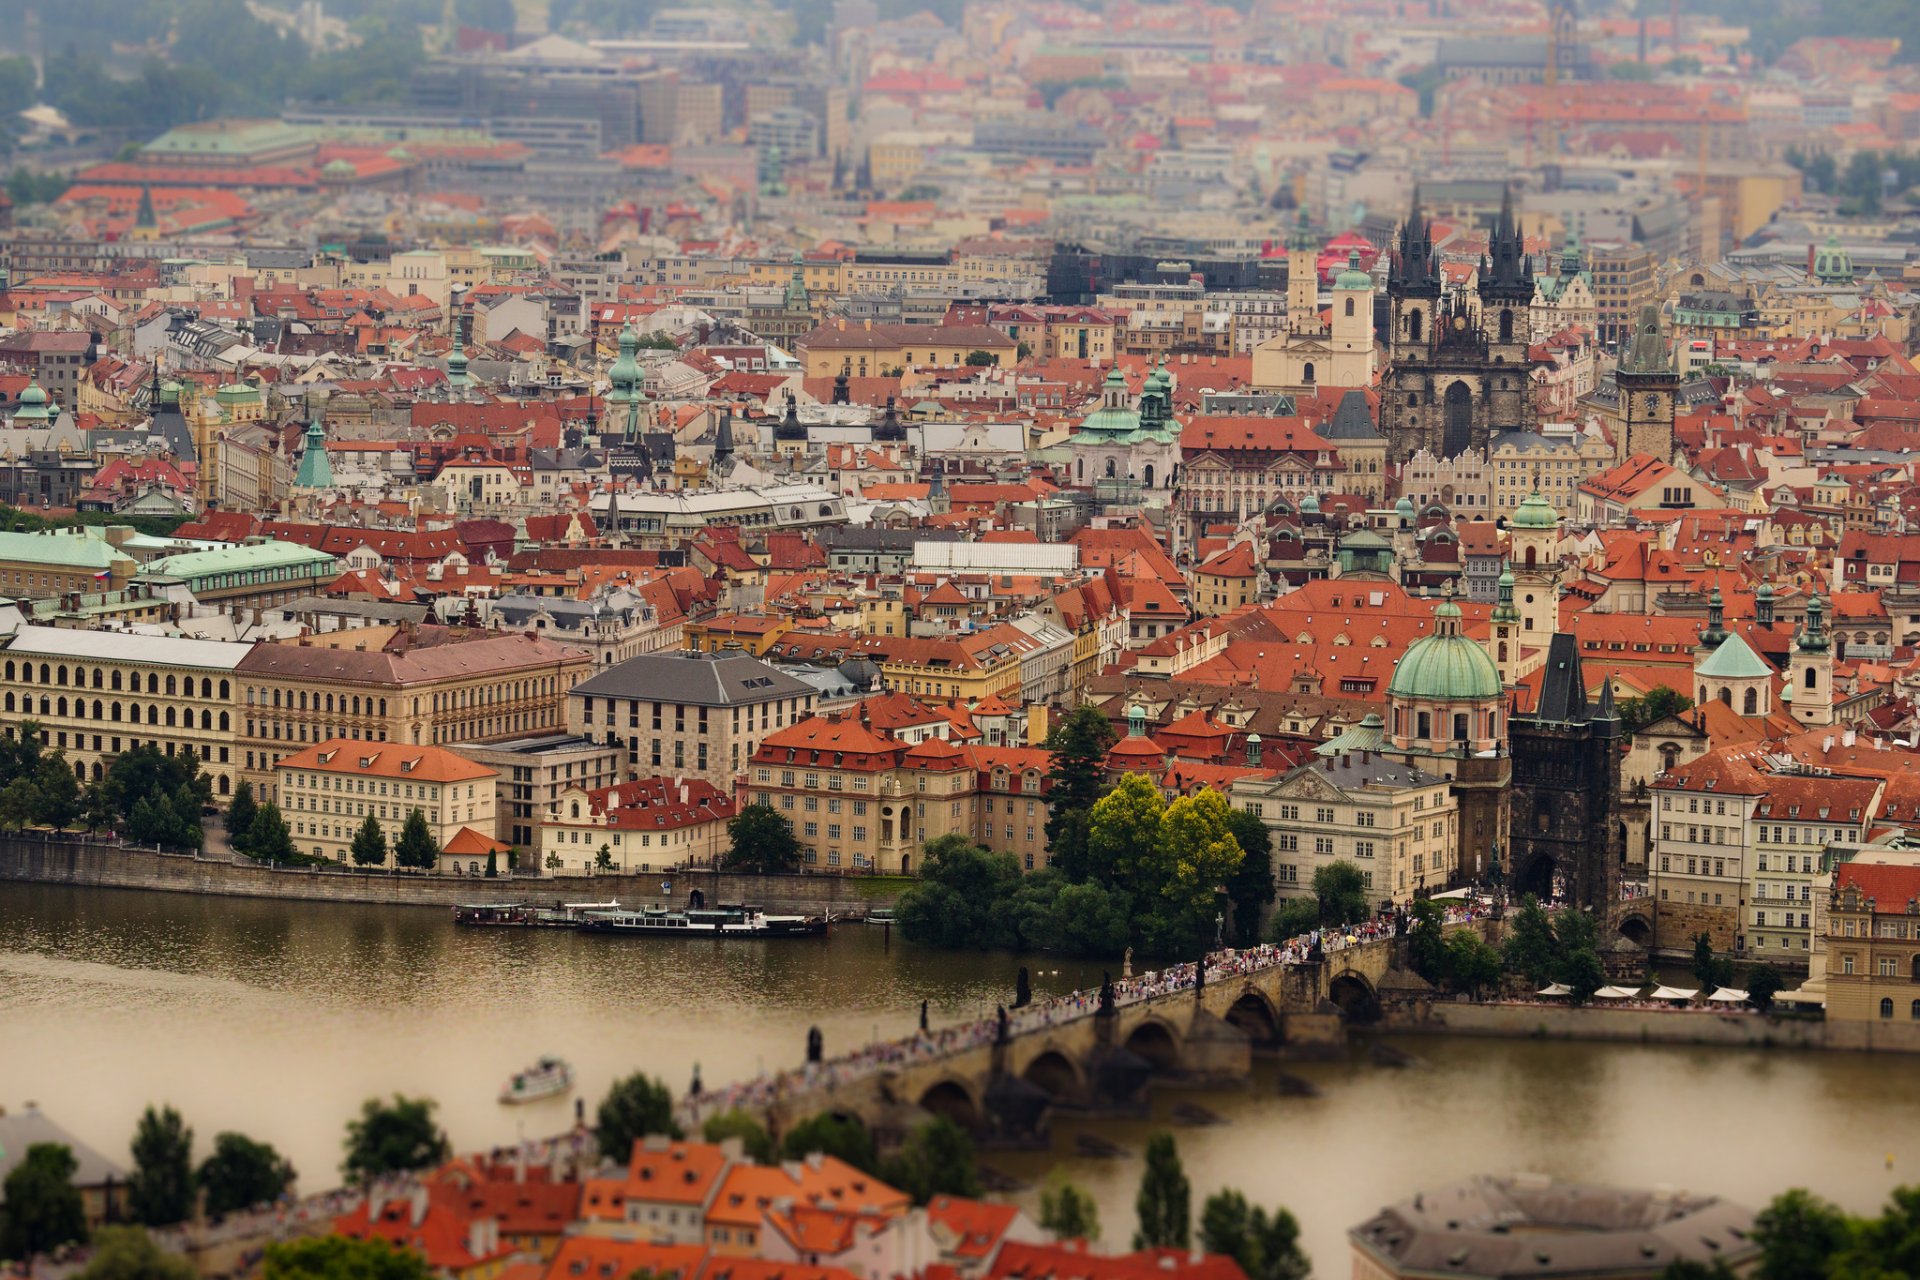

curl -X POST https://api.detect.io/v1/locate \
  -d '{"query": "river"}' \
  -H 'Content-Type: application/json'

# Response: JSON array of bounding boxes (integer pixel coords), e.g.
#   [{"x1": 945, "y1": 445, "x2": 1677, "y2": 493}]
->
[{"x1": 4, "y1": 883, "x2": 1915, "y2": 1275}]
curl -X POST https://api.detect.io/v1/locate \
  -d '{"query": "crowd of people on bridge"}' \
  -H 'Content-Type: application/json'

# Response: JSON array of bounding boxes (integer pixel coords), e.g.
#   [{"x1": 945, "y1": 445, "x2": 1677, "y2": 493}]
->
[{"x1": 676, "y1": 898, "x2": 1501, "y2": 1127}]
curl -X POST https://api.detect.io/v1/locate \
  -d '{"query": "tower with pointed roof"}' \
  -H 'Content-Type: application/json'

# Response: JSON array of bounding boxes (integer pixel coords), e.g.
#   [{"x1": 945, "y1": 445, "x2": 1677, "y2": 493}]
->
[
  {"x1": 1507, "y1": 483, "x2": 1560, "y2": 669},
  {"x1": 292, "y1": 412, "x2": 334, "y2": 491},
  {"x1": 447, "y1": 329, "x2": 471, "y2": 396},
  {"x1": 1789, "y1": 591, "x2": 1835, "y2": 727},
  {"x1": 605, "y1": 321, "x2": 656, "y2": 485},
  {"x1": 1507, "y1": 631, "x2": 1623, "y2": 909},
  {"x1": 1615, "y1": 302, "x2": 1678, "y2": 465},
  {"x1": 1065, "y1": 365, "x2": 1179, "y2": 509},
  {"x1": 1489, "y1": 566, "x2": 1521, "y2": 687},
  {"x1": 1252, "y1": 237, "x2": 1375, "y2": 393},
  {"x1": 1321, "y1": 389, "x2": 1386, "y2": 501},
  {"x1": 774, "y1": 389, "x2": 809, "y2": 458},
  {"x1": 1382, "y1": 187, "x2": 1536, "y2": 463}
]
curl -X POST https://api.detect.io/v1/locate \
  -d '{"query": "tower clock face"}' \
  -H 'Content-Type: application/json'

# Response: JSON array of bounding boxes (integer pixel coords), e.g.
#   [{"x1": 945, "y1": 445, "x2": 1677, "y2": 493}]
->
[{"x1": 1452, "y1": 314, "x2": 1466, "y2": 331}]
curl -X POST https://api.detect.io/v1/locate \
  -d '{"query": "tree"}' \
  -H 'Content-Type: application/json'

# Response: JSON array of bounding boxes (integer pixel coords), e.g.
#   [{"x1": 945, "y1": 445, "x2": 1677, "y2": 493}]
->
[
  {"x1": 964, "y1": 350, "x2": 998, "y2": 367},
  {"x1": 1086, "y1": 774, "x2": 1167, "y2": 891},
  {"x1": 1559, "y1": 947, "x2": 1606, "y2": 1005},
  {"x1": 1132, "y1": 1132, "x2": 1190, "y2": 1250},
  {"x1": 225, "y1": 781, "x2": 259, "y2": 854},
  {"x1": 1266, "y1": 897, "x2": 1319, "y2": 943},
  {"x1": 1443, "y1": 930, "x2": 1504, "y2": 999},
  {"x1": 248, "y1": 804, "x2": 296, "y2": 864},
  {"x1": 1198, "y1": 1190, "x2": 1310, "y2": 1280},
  {"x1": 32, "y1": 754, "x2": 82, "y2": 829},
  {"x1": 1834, "y1": 1185, "x2": 1920, "y2": 1277},
  {"x1": 1039, "y1": 1171, "x2": 1101, "y2": 1241},
  {"x1": 350, "y1": 814, "x2": 389, "y2": 869},
  {"x1": 896, "y1": 836, "x2": 1024, "y2": 951},
  {"x1": 1691, "y1": 933, "x2": 1732, "y2": 992},
  {"x1": 1043, "y1": 706, "x2": 1117, "y2": 867},
  {"x1": 781, "y1": 1113, "x2": 878, "y2": 1174},
  {"x1": 1617, "y1": 685, "x2": 1692, "y2": 734},
  {"x1": 394, "y1": 809, "x2": 438, "y2": 871},
  {"x1": 485, "y1": 850, "x2": 498, "y2": 878},
  {"x1": 1, "y1": 1142, "x2": 87, "y2": 1258},
  {"x1": 0, "y1": 777, "x2": 39, "y2": 830},
  {"x1": 198, "y1": 1132, "x2": 295, "y2": 1217},
  {"x1": 262, "y1": 1236, "x2": 433, "y2": 1280},
  {"x1": 1223, "y1": 809, "x2": 1275, "y2": 947},
  {"x1": 102, "y1": 744, "x2": 211, "y2": 848},
  {"x1": 1309, "y1": 861, "x2": 1371, "y2": 929},
  {"x1": 596, "y1": 1073, "x2": 682, "y2": 1162},
  {"x1": 73, "y1": 1227, "x2": 198, "y2": 1280},
  {"x1": 725, "y1": 804, "x2": 803, "y2": 875},
  {"x1": 341, "y1": 1096, "x2": 448, "y2": 1184},
  {"x1": 546, "y1": 852, "x2": 563, "y2": 872},
  {"x1": 1746, "y1": 965, "x2": 1784, "y2": 1013},
  {"x1": 701, "y1": 1111, "x2": 775, "y2": 1164},
  {"x1": 594, "y1": 844, "x2": 615, "y2": 872},
  {"x1": 1752, "y1": 1188, "x2": 1853, "y2": 1280},
  {"x1": 1406, "y1": 900, "x2": 1447, "y2": 982},
  {"x1": 1155, "y1": 789, "x2": 1244, "y2": 948},
  {"x1": 1501, "y1": 896, "x2": 1560, "y2": 987},
  {"x1": 128, "y1": 1104, "x2": 195, "y2": 1226},
  {"x1": 881, "y1": 1116, "x2": 980, "y2": 1204}
]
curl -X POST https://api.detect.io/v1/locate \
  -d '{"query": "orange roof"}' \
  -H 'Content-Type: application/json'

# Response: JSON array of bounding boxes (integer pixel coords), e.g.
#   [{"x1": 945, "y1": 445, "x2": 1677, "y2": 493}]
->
[
  {"x1": 276, "y1": 738, "x2": 495, "y2": 784},
  {"x1": 582, "y1": 1139, "x2": 731, "y2": 1221},
  {"x1": 705, "y1": 1156, "x2": 908, "y2": 1229}
]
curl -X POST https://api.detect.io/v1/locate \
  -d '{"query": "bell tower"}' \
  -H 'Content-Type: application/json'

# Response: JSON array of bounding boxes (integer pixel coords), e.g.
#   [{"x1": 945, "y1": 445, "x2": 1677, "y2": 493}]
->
[
  {"x1": 1616, "y1": 303, "x2": 1679, "y2": 464},
  {"x1": 1789, "y1": 592, "x2": 1836, "y2": 727},
  {"x1": 1385, "y1": 191, "x2": 1441, "y2": 460}
]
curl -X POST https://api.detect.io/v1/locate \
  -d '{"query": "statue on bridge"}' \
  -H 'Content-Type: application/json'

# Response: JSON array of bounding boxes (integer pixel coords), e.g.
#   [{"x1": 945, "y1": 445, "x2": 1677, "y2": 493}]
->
[
  {"x1": 1123, "y1": 947, "x2": 1133, "y2": 979},
  {"x1": 919, "y1": 999, "x2": 929, "y2": 1033},
  {"x1": 1098, "y1": 971, "x2": 1116, "y2": 1016},
  {"x1": 689, "y1": 1062, "x2": 702, "y2": 1097},
  {"x1": 996, "y1": 1003, "x2": 1009, "y2": 1044},
  {"x1": 806, "y1": 1026, "x2": 823, "y2": 1064},
  {"x1": 1194, "y1": 950, "x2": 1205, "y2": 993},
  {"x1": 1015, "y1": 966, "x2": 1032, "y2": 1009}
]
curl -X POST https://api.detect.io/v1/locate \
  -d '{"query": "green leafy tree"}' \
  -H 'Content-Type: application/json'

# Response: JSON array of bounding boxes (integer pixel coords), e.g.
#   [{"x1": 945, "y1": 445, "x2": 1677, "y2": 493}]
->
[
  {"x1": 1132, "y1": 1132, "x2": 1190, "y2": 1250},
  {"x1": 1501, "y1": 895, "x2": 1560, "y2": 986},
  {"x1": 2, "y1": 1142, "x2": 88, "y2": 1257},
  {"x1": 1043, "y1": 706, "x2": 1117, "y2": 871},
  {"x1": 1834, "y1": 1185, "x2": 1920, "y2": 1277},
  {"x1": 341, "y1": 1096, "x2": 448, "y2": 1184},
  {"x1": 896, "y1": 836, "x2": 1023, "y2": 950},
  {"x1": 1443, "y1": 929, "x2": 1504, "y2": 999},
  {"x1": 1308, "y1": 860, "x2": 1371, "y2": 929},
  {"x1": 1198, "y1": 1189, "x2": 1310, "y2": 1280},
  {"x1": 1039, "y1": 1170, "x2": 1101, "y2": 1241},
  {"x1": 248, "y1": 804, "x2": 296, "y2": 864},
  {"x1": 1086, "y1": 773, "x2": 1167, "y2": 890},
  {"x1": 1752, "y1": 1188, "x2": 1853, "y2": 1280},
  {"x1": 964, "y1": 350, "x2": 998, "y2": 367},
  {"x1": 262, "y1": 1236, "x2": 433, "y2": 1280},
  {"x1": 485, "y1": 850, "x2": 498, "y2": 878},
  {"x1": 1559, "y1": 947, "x2": 1606, "y2": 1005},
  {"x1": 1223, "y1": 808, "x2": 1274, "y2": 947},
  {"x1": 596, "y1": 1073, "x2": 682, "y2": 1162},
  {"x1": 880, "y1": 1116, "x2": 980, "y2": 1204},
  {"x1": 198, "y1": 1131, "x2": 295, "y2": 1218},
  {"x1": 394, "y1": 809, "x2": 438, "y2": 871},
  {"x1": 1407, "y1": 900, "x2": 1448, "y2": 982},
  {"x1": 1746, "y1": 965, "x2": 1784, "y2": 1013},
  {"x1": 103, "y1": 745, "x2": 211, "y2": 847},
  {"x1": 350, "y1": 814, "x2": 389, "y2": 869},
  {"x1": 725, "y1": 804, "x2": 803, "y2": 874},
  {"x1": 128, "y1": 1104, "x2": 195, "y2": 1227},
  {"x1": 595, "y1": 843, "x2": 615, "y2": 872},
  {"x1": 225, "y1": 781, "x2": 259, "y2": 854},
  {"x1": 1691, "y1": 933, "x2": 1732, "y2": 992},
  {"x1": 1047, "y1": 808, "x2": 1094, "y2": 885},
  {"x1": 781, "y1": 1113, "x2": 877, "y2": 1175},
  {"x1": 701, "y1": 1111, "x2": 776, "y2": 1164},
  {"x1": 1266, "y1": 897, "x2": 1320, "y2": 943},
  {"x1": 546, "y1": 852, "x2": 563, "y2": 872},
  {"x1": 1617, "y1": 685, "x2": 1691, "y2": 734},
  {"x1": 1030, "y1": 877, "x2": 1133, "y2": 957},
  {"x1": 32, "y1": 754, "x2": 83, "y2": 829},
  {"x1": 73, "y1": 1227, "x2": 198, "y2": 1280},
  {"x1": 0, "y1": 777, "x2": 39, "y2": 830},
  {"x1": 1155, "y1": 789, "x2": 1244, "y2": 946}
]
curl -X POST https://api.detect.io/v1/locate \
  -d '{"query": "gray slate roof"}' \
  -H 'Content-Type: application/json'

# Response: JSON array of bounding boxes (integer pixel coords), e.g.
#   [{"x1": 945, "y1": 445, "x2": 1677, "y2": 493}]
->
[
  {"x1": 571, "y1": 651, "x2": 814, "y2": 706},
  {"x1": 0, "y1": 1106, "x2": 128, "y2": 1189}
]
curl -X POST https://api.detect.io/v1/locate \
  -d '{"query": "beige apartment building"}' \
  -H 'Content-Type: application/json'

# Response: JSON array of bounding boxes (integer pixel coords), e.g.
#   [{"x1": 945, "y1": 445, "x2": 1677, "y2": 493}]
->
[
  {"x1": 275, "y1": 738, "x2": 496, "y2": 869},
  {"x1": 567, "y1": 651, "x2": 818, "y2": 789},
  {"x1": 1232, "y1": 750, "x2": 1457, "y2": 906},
  {"x1": 236, "y1": 627, "x2": 593, "y2": 804}
]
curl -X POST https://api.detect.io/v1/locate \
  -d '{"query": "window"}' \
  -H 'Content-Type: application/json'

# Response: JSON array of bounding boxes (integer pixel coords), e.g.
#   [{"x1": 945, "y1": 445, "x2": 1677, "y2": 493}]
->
[{"x1": 1881, "y1": 998, "x2": 1895, "y2": 1020}]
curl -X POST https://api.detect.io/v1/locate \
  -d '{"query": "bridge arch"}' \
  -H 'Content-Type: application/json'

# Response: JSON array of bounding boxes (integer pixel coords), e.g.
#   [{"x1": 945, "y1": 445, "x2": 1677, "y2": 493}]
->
[
  {"x1": 1617, "y1": 911, "x2": 1652, "y2": 947},
  {"x1": 917, "y1": 1078, "x2": 984, "y2": 1132},
  {"x1": 1020, "y1": 1048, "x2": 1084, "y2": 1099},
  {"x1": 1123, "y1": 1018, "x2": 1183, "y2": 1071},
  {"x1": 1224, "y1": 990, "x2": 1281, "y2": 1044},
  {"x1": 1327, "y1": 971, "x2": 1381, "y2": 1025}
]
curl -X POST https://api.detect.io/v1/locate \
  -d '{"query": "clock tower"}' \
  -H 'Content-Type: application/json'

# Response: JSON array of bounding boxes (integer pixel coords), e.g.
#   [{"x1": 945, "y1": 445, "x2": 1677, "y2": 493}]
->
[{"x1": 1615, "y1": 303, "x2": 1678, "y2": 464}]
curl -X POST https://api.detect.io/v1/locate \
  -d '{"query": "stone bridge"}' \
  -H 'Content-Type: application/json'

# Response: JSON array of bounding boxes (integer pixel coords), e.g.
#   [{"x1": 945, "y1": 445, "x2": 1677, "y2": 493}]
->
[{"x1": 691, "y1": 937, "x2": 1401, "y2": 1148}]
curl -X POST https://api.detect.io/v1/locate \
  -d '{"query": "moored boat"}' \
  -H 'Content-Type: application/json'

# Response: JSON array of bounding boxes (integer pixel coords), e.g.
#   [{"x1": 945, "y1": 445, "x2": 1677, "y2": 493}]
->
[
  {"x1": 577, "y1": 903, "x2": 827, "y2": 938},
  {"x1": 499, "y1": 1056, "x2": 573, "y2": 1104}
]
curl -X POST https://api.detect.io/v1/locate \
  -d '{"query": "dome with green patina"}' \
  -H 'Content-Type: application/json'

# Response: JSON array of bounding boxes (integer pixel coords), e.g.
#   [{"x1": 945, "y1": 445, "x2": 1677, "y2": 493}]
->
[
  {"x1": 322, "y1": 158, "x2": 356, "y2": 179},
  {"x1": 1299, "y1": 492, "x2": 1320, "y2": 514},
  {"x1": 1394, "y1": 495, "x2": 1416, "y2": 520},
  {"x1": 1511, "y1": 488, "x2": 1558, "y2": 529},
  {"x1": 1334, "y1": 248, "x2": 1373, "y2": 291},
  {"x1": 606, "y1": 322, "x2": 643, "y2": 400},
  {"x1": 1075, "y1": 367, "x2": 1144, "y2": 438},
  {"x1": 1812, "y1": 234, "x2": 1854, "y2": 286},
  {"x1": 1388, "y1": 601, "x2": 1502, "y2": 702},
  {"x1": 13, "y1": 379, "x2": 49, "y2": 422}
]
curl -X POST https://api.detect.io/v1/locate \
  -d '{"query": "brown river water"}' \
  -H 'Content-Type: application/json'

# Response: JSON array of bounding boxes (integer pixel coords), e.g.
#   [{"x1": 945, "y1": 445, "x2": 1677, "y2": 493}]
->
[{"x1": 3, "y1": 883, "x2": 1914, "y2": 1274}]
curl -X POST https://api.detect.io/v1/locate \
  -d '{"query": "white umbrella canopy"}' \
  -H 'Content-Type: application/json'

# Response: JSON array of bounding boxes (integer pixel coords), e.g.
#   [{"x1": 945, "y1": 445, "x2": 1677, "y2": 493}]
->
[
  {"x1": 1537, "y1": 983, "x2": 1573, "y2": 997},
  {"x1": 1593, "y1": 985, "x2": 1641, "y2": 999},
  {"x1": 1649, "y1": 985, "x2": 1700, "y2": 1000},
  {"x1": 1708, "y1": 988, "x2": 1750, "y2": 1003}
]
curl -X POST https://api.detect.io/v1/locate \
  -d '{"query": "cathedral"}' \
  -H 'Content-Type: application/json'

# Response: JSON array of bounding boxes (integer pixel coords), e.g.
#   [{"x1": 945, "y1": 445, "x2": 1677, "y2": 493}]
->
[{"x1": 1381, "y1": 190, "x2": 1537, "y2": 463}]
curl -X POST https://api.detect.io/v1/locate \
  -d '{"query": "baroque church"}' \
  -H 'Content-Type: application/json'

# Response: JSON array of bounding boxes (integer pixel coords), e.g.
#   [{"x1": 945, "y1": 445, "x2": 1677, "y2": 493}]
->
[{"x1": 1381, "y1": 190, "x2": 1537, "y2": 463}]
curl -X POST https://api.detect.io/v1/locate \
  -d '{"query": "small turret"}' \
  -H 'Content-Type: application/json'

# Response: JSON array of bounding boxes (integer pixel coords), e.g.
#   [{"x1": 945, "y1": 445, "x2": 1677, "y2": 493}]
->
[{"x1": 1699, "y1": 586, "x2": 1728, "y2": 648}]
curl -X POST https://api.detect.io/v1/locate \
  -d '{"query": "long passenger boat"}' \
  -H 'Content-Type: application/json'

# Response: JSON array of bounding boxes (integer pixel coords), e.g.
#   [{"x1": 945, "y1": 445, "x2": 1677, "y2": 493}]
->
[
  {"x1": 576, "y1": 903, "x2": 828, "y2": 938},
  {"x1": 452, "y1": 900, "x2": 620, "y2": 927}
]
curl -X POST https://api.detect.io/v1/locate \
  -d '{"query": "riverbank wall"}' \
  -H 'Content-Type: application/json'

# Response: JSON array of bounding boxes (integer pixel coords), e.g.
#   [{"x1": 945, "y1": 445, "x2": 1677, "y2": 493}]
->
[
  {"x1": 0, "y1": 836, "x2": 911, "y2": 917},
  {"x1": 1382, "y1": 999, "x2": 1920, "y2": 1054}
]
